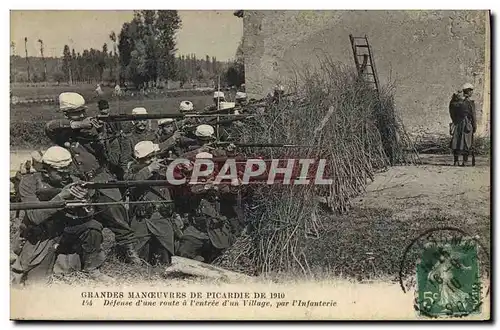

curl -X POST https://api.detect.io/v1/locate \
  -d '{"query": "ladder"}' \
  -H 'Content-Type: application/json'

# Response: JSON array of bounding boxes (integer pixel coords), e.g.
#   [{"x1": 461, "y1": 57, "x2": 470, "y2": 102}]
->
[{"x1": 349, "y1": 34, "x2": 381, "y2": 96}]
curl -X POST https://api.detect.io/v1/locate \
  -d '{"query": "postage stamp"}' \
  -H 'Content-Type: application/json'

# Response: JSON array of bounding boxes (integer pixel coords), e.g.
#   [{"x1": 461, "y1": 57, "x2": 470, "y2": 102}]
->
[
  {"x1": 416, "y1": 240, "x2": 481, "y2": 317},
  {"x1": 399, "y1": 227, "x2": 490, "y2": 319}
]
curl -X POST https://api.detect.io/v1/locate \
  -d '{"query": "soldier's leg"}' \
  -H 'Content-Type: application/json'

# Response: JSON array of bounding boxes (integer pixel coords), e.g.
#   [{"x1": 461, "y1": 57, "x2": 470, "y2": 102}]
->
[
  {"x1": 177, "y1": 235, "x2": 205, "y2": 262},
  {"x1": 11, "y1": 240, "x2": 58, "y2": 285},
  {"x1": 94, "y1": 194, "x2": 141, "y2": 265},
  {"x1": 202, "y1": 241, "x2": 223, "y2": 264},
  {"x1": 60, "y1": 220, "x2": 112, "y2": 282},
  {"x1": 453, "y1": 150, "x2": 459, "y2": 166},
  {"x1": 147, "y1": 217, "x2": 175, "y2": 266},
  {"x1": 150, "y1": 236, "x2": 173, "y2": 266}
]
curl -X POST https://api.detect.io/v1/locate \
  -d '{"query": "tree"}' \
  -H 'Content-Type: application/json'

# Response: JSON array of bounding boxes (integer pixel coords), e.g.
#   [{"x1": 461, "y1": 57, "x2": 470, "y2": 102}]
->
[
  {"x1": 109, "y1": 32, "x2": 119, "y2": 83},
  {"x1": 52, "y1": 70, "x2": 64, "y2": 85},
  {"x1": 38, "y1": 39, "x2": 47, "y2": 82},
  {"x1": 117, "y1": 10, "x2": 181, "y2": 86},
  {"x1": 24, "y1": 37, "x2": 31, "y2": 83},
  {"x1": 98, "y1": 43, "x2": 108, "y2": 82},
  {"x1": 224, "y1": 38, "x2": 245, "y2": 87},
  {"x1": 71, "y1": 48, "x2": 77, "y2": 82},
  {"x1": 10, "y1": 42, "x2": 16, "y2": 83},
  {"x1": 118, "y1": 20, "x2": 140, "y2": 84},
  {"x1": 127, "y1": 40, "x2": 148, "y2": 87},
  {"x1": 62, "y1": 44, "x2": 72, "y2": 83},
  {"x1": 205, "y1": 55, "x2": 211, "y2": 73},
  {"x1": 156, "y1": 10, "x2": 181, "y2": 81}
]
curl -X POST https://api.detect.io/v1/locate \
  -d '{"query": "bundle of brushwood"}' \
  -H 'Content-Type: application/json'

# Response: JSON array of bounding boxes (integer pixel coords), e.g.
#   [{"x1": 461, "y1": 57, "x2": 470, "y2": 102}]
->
[{"x1": 214, "y1": 58, "x2": 417, "y2": 275}]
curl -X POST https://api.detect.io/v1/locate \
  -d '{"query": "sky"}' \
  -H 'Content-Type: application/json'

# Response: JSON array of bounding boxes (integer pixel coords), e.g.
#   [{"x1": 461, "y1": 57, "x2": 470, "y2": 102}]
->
[{"x1": 10, "y1": 10, "x2": 243, "y2": 61}]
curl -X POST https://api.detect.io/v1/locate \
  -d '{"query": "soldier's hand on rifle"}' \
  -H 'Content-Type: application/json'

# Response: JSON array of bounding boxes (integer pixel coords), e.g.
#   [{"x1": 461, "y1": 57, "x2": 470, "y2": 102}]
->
[
  {"x1": 58, "y1": 183, "x2": 88, "y2": 200},
  {"x1": 226, "y1": 143, "x2": 237, "y2": 152},
  {"x1": 172, "y1": 130, "x2": 182, "y2": 141},
  {"x1": 70, "y1": 117, "x2": 94, "y2": 129},
  {"x1": 200, "y1": 145, "x2": 214, "y2": 152},
  {"x1": 90, "y1": 117, "x2": 104, "y2": 129},
  {"x1": 147, "y1": 159, "x2": 163, "y2": 173}
]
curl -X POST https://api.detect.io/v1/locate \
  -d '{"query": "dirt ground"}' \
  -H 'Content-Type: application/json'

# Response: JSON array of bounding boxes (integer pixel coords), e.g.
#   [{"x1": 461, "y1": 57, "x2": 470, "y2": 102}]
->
[
  {"x1": 362, "y1": 154, "x2": 490, "y2": 223},
  {"x1": 305, "y1": 153, "x2": 490, "y2": 279},
  {"x1": 9, "y1": 152, "x2": 491, "y2": 282}
]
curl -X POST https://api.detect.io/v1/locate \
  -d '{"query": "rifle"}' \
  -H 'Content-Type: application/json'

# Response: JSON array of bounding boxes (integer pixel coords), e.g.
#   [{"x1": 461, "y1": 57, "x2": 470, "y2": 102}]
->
[
  {"x1": 96, "y1": 113, "x2": 254, "y2": 122},
  {"x1": 211, "y1": 142, "x2": 317, "y2": 148},
  {"x1": 11, "y1": 200, "x2": 173, "y2": 211},
  {"x1": 239, "y1": 92, "x2": 296, "y2": 107}
]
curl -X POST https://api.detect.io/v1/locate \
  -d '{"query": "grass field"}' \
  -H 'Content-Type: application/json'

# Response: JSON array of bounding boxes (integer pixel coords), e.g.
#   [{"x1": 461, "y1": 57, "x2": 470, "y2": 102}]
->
[{"x1": 11, "y1": 83, "x2": 109, "y2": 99}]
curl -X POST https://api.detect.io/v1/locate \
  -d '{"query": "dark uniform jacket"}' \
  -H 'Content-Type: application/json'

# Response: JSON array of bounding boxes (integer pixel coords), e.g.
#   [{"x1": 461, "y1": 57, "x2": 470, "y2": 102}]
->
[
  {"x1": 11, "y1": 173, "x2": 101, "y2": 278},
  {"x1": 125, "y1": 162, "x2": 179, "y2": 254},
  {"x1": 45, "y1": 119, "x2": 122, "y2": 201}
]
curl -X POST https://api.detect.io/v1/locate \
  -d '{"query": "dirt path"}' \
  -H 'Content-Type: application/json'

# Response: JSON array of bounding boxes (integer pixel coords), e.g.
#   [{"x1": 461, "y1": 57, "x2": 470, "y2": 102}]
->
[{"x1": 360, "y1": 154, "x2": 490, "y2": 224}]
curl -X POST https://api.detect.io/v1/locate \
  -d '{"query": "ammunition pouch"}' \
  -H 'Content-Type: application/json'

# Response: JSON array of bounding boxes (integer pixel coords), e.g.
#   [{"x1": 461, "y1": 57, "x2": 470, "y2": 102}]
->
[
  {"x1": 134, "y1": 203, "x2": 155, "y2": 220},
  {"x1": 190, "y1": 215, "x2": 208, "y2": 232},
  {"x1": 207, "y1": 216, "x2": 228, "y2": 230},
  {"x1": 84, "y1": 167, "x2": 105, "y2": 181}
]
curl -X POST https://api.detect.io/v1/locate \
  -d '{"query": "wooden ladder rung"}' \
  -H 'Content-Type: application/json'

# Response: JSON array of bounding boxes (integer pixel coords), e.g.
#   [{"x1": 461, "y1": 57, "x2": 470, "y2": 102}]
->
[{"x1": 355, "y1": 45, "x2": 369, "y2": 48}]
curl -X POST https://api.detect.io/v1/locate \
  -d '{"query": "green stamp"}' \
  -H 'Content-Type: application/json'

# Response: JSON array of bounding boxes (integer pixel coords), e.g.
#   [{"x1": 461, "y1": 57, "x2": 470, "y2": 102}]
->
[{"x1": 416, "y1": 240, "x2": 481, "y2": 317}]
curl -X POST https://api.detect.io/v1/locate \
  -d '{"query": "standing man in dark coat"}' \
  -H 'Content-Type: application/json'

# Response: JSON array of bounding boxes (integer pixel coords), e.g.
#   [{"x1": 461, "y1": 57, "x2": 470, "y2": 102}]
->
[{"x1": 449, "y1": 83, "x2": 477, "y2": 166}]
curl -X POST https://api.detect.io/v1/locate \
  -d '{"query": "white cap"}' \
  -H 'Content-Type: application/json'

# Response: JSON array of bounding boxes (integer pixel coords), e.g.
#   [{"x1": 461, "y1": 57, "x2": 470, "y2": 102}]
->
[
  {"x1": 30, "y1": 150, "x2": 44, "y2": 163},
  {"x1": 134, "y1": 141, "x2": 159, "y2": 159},
  {"x1": 158, "y1": 118, "x2": 174, "y2": 125},
  {"x1": 196, "y1": 152, "x2": 213, "y2": 159},
  {"x1": 132, "y1": 107, "x2": 148, "y2": 115},
  {"x1": 235, "y1": 92, "x2": 247, "y2": 100},
  {"x1": 59, "y1": 92, "x2": 86, "y2": 112},
  {"x1": 195, "y1": 124, "x2": 215, "y2": 138},
  {"x1": 219, "y1": 102, "x2": 236, "y2": 110},
  {"x1": 42, "y1": 146, "x2": 72, "y2": 168},
  {"x1": 275, "y1": 84, "x2": 285, "y2": 92},
  {"x1": 179, "y1": 101, "x2": 194, "y2": 112},
  {"x1": 213, "y1": 91, "x2": 225, "y2": 99},
  {"x1": 462, "y1": 83, "x2": 474, "y2": 90}
]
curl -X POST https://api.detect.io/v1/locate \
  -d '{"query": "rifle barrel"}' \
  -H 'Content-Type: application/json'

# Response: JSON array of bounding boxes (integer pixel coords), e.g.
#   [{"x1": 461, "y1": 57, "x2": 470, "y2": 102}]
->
[
  {"x1": 82, "y1": 180, "x2": 174, "y2": 189},
  {"x1": 10, "y1": 200, "x2": 173, "y2": 211},
  {"x1": 11, "y1": 200, "x2": 67, "y2": 211},
  {"x1": 97, "y1": 113, "x2": 254, "y2": 122},
  {"x1": 216, "y1": 143, "x2": 316, "y2": 148}
]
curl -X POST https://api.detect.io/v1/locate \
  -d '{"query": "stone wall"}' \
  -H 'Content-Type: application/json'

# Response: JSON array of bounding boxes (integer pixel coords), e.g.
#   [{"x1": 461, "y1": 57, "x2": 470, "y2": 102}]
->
[{"x1": 242, "y1": 10, "x2": 490, "y2": 137}]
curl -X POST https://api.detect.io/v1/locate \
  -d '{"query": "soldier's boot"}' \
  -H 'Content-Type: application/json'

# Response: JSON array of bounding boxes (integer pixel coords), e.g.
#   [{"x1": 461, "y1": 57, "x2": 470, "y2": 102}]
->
[
  {"x1": 122, "y1": 244, "x2": 143, "y2": 265},
  {"x1": 86, "y1": 269, "x2": 115, "y2": 283},
  {"x1": 10, "y1": 251, "x2": 17, "y2": 265},
  {"x1": 82, "y1": 251, "x2": 114, "y2": 283},
  {"x1": 453, "y1": 154, "x2": 459, "y2": 166},
  {"x1": 462, "y1": 155, "x2": 469, "y2": 167}
]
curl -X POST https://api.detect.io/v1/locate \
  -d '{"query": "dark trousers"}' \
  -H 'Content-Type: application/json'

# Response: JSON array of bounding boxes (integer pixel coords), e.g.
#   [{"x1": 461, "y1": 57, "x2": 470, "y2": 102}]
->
[
  {"x1": 12, "y1": 220, "x2": 105, "y2": 285},
  {"x1": 177, "y1": 235, "x2": 220, "y2": 263},
  {"x1": 57, "y1": 220, "x2": 106, "y2": 270},
  {"x1": 94, "y1": 194, "x2": 136, "y2": 246},
  {"x1": 137, "y1": 235, "x2": 173, "y2": 266}
]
